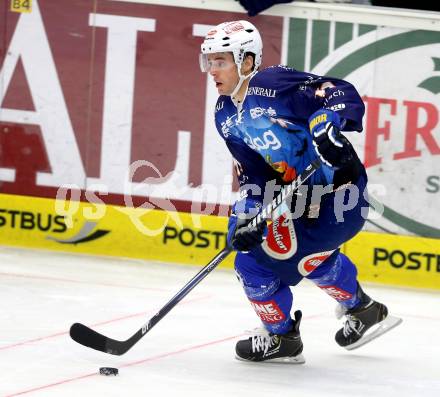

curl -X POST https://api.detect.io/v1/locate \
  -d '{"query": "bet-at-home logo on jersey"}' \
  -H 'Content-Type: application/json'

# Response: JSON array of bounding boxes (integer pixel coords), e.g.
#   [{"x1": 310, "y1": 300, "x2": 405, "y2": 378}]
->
[{"x1": 287, "y1": 20, "x2": 440, "y2": 238}]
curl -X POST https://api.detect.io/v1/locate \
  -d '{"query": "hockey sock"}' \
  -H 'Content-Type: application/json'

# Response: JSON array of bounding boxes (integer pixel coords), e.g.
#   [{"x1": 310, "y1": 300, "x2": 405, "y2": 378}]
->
[
  {"x1": 307, "y1": 253, "x2": 361, "y2": 309},
  {"x1": 235, "y1": 253, "x2": 294, "y2": 334}
]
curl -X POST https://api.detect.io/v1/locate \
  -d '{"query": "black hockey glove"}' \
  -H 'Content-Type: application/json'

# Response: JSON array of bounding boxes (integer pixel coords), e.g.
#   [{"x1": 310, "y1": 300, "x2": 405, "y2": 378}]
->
[
  {"x1": 235, "y1": 0, "x2": 294, "y2": 16},
  {"x1": 227, "y1": 214, "x2": 266, "y2": 252},
  {"x1": 309, "y1": 109, "x2": 354, "y2": 169}
]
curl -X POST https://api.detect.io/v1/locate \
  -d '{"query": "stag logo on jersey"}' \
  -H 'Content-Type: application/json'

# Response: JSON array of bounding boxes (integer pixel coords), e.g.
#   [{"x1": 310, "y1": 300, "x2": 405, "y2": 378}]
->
[
  {"x1": 262, "y1": 214, "x2": 297, "y2": 260},
  {"x1": 289, "y1": 23, "x2": 440, "y2": 238},
  {"x1": 249, "y1": 299, "x2": 286, "y2": 323},
  {"x1": 297, "y1": 250, "x2": 335, "y2": 276}
]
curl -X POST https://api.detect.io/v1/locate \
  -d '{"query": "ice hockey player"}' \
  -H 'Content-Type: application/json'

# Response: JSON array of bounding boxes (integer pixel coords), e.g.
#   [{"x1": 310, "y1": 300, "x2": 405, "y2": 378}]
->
[{"x1": 199, "y1": 20, "x2": 402, "y2": 363}]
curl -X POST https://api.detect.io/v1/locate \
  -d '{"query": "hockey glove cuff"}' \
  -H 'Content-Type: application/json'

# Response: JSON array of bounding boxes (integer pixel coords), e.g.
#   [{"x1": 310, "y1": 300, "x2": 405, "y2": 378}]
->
[{"x1": 309, "y1": 109, "x2": 354, "y2": 169}]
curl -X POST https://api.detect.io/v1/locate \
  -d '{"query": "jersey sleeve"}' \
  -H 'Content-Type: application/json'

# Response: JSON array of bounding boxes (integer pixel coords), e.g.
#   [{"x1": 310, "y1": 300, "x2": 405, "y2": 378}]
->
[
  {"x1": 262, "y1": 67, "x2": 365, "y2": 132},
  {"x1": 319, "y1": 79, "x2": 365, "y2": 132}
]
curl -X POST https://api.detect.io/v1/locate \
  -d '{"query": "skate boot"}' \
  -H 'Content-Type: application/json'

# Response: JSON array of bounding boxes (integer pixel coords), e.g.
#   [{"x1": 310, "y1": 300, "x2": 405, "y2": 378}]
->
[
  {"x1": 235, "y1": 310, "x2": 305, "y2": 364},
  {"x1": 335, "y1": 285, "x2": 402, "y2": 350}
]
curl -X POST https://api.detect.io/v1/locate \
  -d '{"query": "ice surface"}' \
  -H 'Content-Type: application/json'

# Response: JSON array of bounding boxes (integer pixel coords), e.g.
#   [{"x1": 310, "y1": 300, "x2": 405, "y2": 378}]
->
[{"x1": 0, "y1": 246, "x2": 439, "y2": 397}]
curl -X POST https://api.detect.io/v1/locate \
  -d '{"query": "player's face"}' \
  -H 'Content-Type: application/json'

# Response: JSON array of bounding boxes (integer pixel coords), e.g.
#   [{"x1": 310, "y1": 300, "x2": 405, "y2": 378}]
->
[{"x1": 206, "y1": 53, "x2": 239, "y2": 96}]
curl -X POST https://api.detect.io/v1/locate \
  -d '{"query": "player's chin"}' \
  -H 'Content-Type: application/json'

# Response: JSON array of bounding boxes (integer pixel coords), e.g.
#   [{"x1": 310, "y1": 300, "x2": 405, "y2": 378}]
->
[{"x1": 216, "y1": 84, "x2": 229, "y2": 95}]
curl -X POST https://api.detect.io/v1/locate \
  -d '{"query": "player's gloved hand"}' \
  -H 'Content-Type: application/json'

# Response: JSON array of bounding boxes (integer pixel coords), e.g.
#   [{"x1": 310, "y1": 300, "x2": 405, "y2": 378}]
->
[
  {"x1": 227, "y1": 214, "x2": 266, "y2": 252},
  {"x1": 235, "y1": 0, "x2": 294, "y2": 17},
  {"x1": 309, "y1": 109, "x2": 354, "y2": 169}
]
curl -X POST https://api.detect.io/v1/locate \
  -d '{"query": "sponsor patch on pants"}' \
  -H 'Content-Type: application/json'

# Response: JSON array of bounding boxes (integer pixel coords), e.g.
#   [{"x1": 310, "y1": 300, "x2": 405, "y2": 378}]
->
[
  {"x1": 249, "y1": 299, "x2": 286, "y2": 323},
  {"x1": 297, "y1": 250, "x2": 335, "y2": 276},
  {"x1": 319, "y1": 285, "x2": 353, "y2": 301},
  {"x1": 262, "y1": 214, "x2": 297, "y2": 260}
]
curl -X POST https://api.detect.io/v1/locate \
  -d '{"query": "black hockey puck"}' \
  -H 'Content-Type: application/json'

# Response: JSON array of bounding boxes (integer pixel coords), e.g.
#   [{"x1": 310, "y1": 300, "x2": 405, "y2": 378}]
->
[{"x1": 99, "y1": 367, "x2": 118, "y2": 376}]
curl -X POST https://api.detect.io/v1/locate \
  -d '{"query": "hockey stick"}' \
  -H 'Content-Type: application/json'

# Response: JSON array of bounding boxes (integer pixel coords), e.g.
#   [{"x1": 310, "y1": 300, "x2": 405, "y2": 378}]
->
[{"x1": 69, "y1": 159, "x2": 322, "y2": 355}]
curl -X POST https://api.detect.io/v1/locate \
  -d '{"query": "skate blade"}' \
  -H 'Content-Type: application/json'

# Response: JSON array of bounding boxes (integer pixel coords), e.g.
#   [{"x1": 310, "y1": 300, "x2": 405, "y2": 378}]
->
[
  {"x1": 235, "y1": 353, "x2": 305, "y2": 364},
  {"x1": 345, "y1": 315, "x2": 403, "y2": 351}
]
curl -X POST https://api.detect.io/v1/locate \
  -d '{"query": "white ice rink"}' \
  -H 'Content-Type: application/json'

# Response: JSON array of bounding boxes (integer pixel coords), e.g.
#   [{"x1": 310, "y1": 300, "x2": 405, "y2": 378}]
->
[{"x1": 0, "y1": 246, "x2": 439, "y2": 397}]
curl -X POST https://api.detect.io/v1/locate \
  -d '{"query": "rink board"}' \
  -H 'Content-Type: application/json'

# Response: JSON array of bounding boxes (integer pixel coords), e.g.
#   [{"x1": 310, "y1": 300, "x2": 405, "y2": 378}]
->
[
  {"x1": 342, "y1": 232, "x2": 440, "y2": 290},
  {"x1": 0, "y1": 193, "x2": 234, "y2": 268},
  {"x1": 1, "y1": 193, "x2": 439, "y2": 290}
]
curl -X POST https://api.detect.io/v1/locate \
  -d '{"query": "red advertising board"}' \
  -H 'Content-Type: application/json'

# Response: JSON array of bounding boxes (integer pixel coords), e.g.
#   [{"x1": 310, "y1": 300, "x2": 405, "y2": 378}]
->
[{"x1": 0, "y1": 0, "x2": 283, "y2": 212}]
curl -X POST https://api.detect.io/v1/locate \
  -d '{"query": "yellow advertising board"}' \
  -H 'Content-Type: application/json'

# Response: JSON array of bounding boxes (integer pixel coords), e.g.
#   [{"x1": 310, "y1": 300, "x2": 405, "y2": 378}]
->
[
  {"x1": 1, "y1": 193, "x2": 439, "y2": 290},
  {"x1": 0, "y1": 193, "x2": 235, "y2": 268},
  {"x1": 343, "y1": 232, "x2": 440, "y2": 290}
]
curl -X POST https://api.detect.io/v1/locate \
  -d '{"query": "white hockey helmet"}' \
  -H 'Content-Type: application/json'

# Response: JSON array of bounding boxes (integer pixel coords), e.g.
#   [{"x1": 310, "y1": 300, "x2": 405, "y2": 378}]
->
[{"x1": 199, "y1": 20, "x2": 263, "y2": 76}]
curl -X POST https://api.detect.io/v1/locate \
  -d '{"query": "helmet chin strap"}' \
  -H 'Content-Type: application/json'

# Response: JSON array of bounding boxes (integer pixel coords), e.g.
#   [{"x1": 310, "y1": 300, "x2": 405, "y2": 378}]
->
[
  {"x1": 230, "y1": 63, "x2": 257, "y2": 103},
  {"x1": 231, "y1": 65, "x2": 258, "y2": 122}
]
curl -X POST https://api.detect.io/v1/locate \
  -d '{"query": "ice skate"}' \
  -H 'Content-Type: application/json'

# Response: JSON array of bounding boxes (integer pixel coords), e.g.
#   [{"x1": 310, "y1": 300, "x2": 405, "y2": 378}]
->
[
  {"x1": 235, "y1": 310, "x2": 305, "y2": 364},
  {"x1": 335, "y1": 299, "x2": 402, "y2": 350}
]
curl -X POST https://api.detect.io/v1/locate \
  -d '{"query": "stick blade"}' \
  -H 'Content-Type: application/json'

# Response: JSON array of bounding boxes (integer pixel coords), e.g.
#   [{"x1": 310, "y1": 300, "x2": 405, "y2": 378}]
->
[
  {"x1": 70, "y1": 323, "x2": 131, "y2": 355},
  {"x1": 70, "y1": 323, "x2": 112, "y2": 354}
]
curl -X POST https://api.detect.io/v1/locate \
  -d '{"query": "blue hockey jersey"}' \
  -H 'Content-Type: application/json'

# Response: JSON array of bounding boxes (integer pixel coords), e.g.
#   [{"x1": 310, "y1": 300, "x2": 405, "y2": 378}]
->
[{"x1": 214, "y1": 65, "x2": 365, "y2": 209}]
